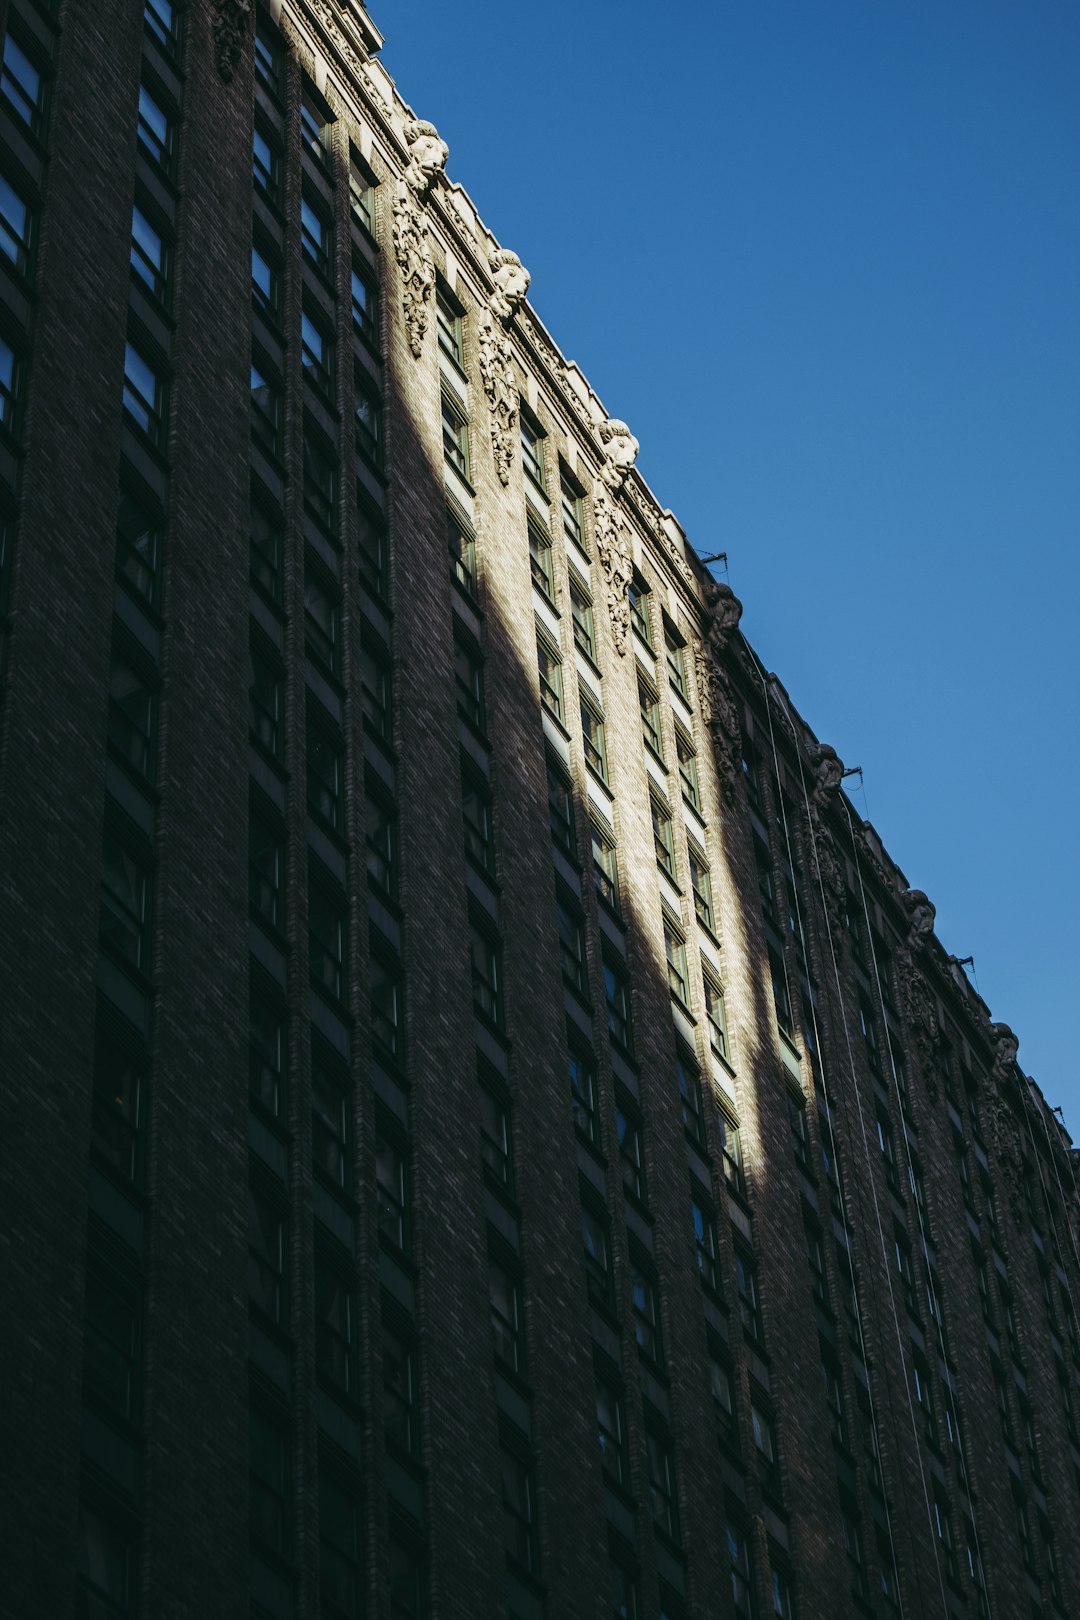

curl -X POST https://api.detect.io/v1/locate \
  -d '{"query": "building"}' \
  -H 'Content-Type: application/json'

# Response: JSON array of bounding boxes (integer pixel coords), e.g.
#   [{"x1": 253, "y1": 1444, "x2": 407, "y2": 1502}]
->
[{"x1": 1, "y1": 2, "x2": 1078, "y2": 1618}]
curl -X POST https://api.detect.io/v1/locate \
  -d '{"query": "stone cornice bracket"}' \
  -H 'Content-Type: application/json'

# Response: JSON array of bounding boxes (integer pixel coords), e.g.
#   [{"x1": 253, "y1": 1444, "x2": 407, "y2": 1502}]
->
[
  {"x1": 477, "y1": 316, "x2": 517, "y2": 486},
  {"x1": 808, "y1": 743, "x2": 844, "y2": 813},
  {"x1": 212, "y1": 0, "x2": 251, "y2": 81},
  {"x1": 901, "y1": 888, "x2": 936, "y2": 950},
  {"x1": 390, "y1": 121, "x2": 447, "y2": 359},
  {"x1": 593, "y1": 485, "x2": 632, "y2": 656},
  {"x1": 489, "y1": 249, "x2": 530, "y2": 325},
  {"x1": 598, "y1": 418, "x2": 640, "y2": 492}
]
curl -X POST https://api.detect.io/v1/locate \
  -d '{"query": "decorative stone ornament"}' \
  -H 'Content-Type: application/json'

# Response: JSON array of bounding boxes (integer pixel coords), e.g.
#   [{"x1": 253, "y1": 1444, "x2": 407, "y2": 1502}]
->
[
  {"x1": 900, "y1": 969, "x2": 941, "y2": 1097},
  {"x1": 985, "y1": 1024, "x2": 1025, "y2": 1227},
  {"x1": 477, "y1": 317, "x2": 518, "y2": 486},
  {"x1": 700, "y1": 576, "x2": 743, "y2": 659},
  {"x1": 391, "y1": 119, "x2": 447, "y2": 359},
  {"x1": 598, "y1": 419, "x2": 640, "y2": 490},
  {"x1": 809, "y1": 743, "x2": 844, "y2": 809},
  {"x1": 402, "y1": 118, "x2": 449, "y2": 197},
  {"x1": 212, "y1": 0, "x2": 251, "y2": 81},
  {"x1": 902, "y1": 888, "x2": 936, "y2": 946},
  {"x1": 593, "y1": 486, "x2": 633, "y2": 656},
  {"x1": 489, "y1": 249, "x2": 531, "y2": 323}
]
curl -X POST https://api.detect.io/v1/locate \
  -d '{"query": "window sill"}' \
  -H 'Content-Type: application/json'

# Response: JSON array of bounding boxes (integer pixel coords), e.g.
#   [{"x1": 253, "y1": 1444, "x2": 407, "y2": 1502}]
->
[
  {"x1": 523, "y1": 469, "x2": 550, "y2": 504},
  {"x1": 309, "y1": 976, "x2": 352, "y2": 1024},
  {"x1": 355, "y1": 444, "x2": 387, "y2": 485},
  {"x1": 573, "y1": 1125, "x2": 605, "y2": 1165},
  {"x1": 437, "y1": 340, "x2": 469, "y2": 386},
  {"x1": 584, "y1": 761, "x2": 613, "y2": 800},
  {"x1": 353, "y1": 322, "x2": 383, "y2": 364},
  {"x1": 442, "y1": 457, "x2": 476, "y2": 497}
]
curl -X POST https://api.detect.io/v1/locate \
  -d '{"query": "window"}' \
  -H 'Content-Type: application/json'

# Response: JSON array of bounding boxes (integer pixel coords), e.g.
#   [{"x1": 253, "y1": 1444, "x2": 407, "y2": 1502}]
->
[
  {"x1": 436, "y1": 282, "x2": 464, "y2": 367},
  {"x1": 253, "y1": 124, "x2": 281, "y2": 204},
  {"x1": 894, "y1": 1231, "x2": 917, "y2": 1317},
  {"x1": 388, "y1": 1532, "x2": 423, "y2": 1620},
  {"x1": 305, "y1": 568, "x2": 341, "y2": 675},
  {"x1": 454, "y1": 636, "x2": 484, "y2": 730},
  {"x1": 677, "y1": 731, "x2": 700, "y2": 811},
  {"x1": 360, "y1": 638, "x2": 392, "y2": 744},
  {"x1": 569, "y1": 577, "x2": 595, "y2": 660},
  {"x1": 651, "y1": 797, "x2": 676, "y2": 879},
  {"x1": 717, "y1": 1106, "x2": 745, "y2": 1193},
  {"x1": 301, "y1": 83, "x2": 334, "y2": 167},
  {"x1": 107, "y1": 651, "x2": 157, "y2": 779},
  {"x1": 935, "y1": 1491, "x2": 960, "y2": 1584},
  {"x1": 630, "y1": 1261, "x2": 662, "y2": 1366},
  {"x1": 752, "y1": 1402, "x2": 781, "y2": 1497},
  {"x1": 665, "y1": 624, "x2": 687, "y2": 699},
  {"x1": 77, "y1": 1505, "x2": 134, "y2": 1619},
  {"x1": 568, "y1": 1042, "x2": 599, "y2": 1142},
  {"x1": 692, "y1": 1191, "x2": 720, "y2": 1291},
  {"x1": 528, "y1": 519, "x2": 554, "y2": 600},
  {"x1": 442, "y1": 393, "x2": 469, "y2": 479},
  {"x1": 351, "y1": 262, "x2": 377, "y2": 342},
  {"x1": 131, "y1": 202, "x2": 167, "y2": 302},
  {"x1": 470, "y1": 922, "x2": 502, "y2": 1026},
  {"x1": 479, "y1": 1083, "x2": 513, "y2": 1189},
  {"x1": 307, "y1": 723, "x2": 344, "y2": 832},
  {"x1": 0, "y1": 337, "x2": 16, "y2": 433},
  {"x1": 617, "y1": 1098, "x2": 646, "y2": 1204},
  {"x1": 461, "y1": 768, "x2": 494, "y2": 874},
  {"x1": 665, "y1": 922, "x2": 690, "y2": 1007},
  {"x1": 383, "y1": 1319, "x2": 418, "y2": 1454},
  {"x1": 303, "y1": 429, "x2": 337, "y2": 529},
  {"x1": 250, "y1": 1408, "x2": 289, "y2": 1556},
  {"x1": 646, "y1": 1429, "x2": 679, "y2": 1541},
  {"x1": 100, "y1": 832, "x2": 151, "y2": 972},
  {"x1": 877, "y1": 1111, "x2": 899, "y2": 1193},
  {"x1": 376, "y1": 1127, "x2": 408, "y2": 1251},
  {"x1": 769, "y1": 949, "x2": 794, "y2": 1040},
  {"x1": 250, "y1": 983, "x2": 286, "y2": 1119},
  {"x1": 250, "y1": 360, "x2": 282, "y2": 457},
  {"x1": 365, "y1": 788, "x2": 397, "y2": 896},
  {"x1": 561, "y1": 467, "x2": 586, "y2": 552},
  {"x1": 137, "y1": 82, "x2": 172, "y2": 172},
  {"x1": 581, "y1": 697, "x2": 608, "y2": 782},
  {"x1": 805, "y1": 1218, "x2": 827, "y2": 1304},
  {"x1": 250, "y1": 804, "x2": 284, "y2": 931},
  {"x1": 301, "y1": 192, "x2": 332, "y2": 276},
  {"x1": 301, "y1": 307, "x2": 334, "y2": 398},
  {"x1": 250, "y1": 644, "x2": 283, "y2": 760},
  {"x1": 536, "y1": 629, "x2": 563, "y2": 722},
  {"x1": 822, "y1": 1354, "x2": 846, "y2": 1447},
  {"x1": 250, "y1": 503, "x2": 283, "y2": 604},
  {"x1": 254, "y1": 15, "x2": 283, "y2": 94},
  {"x1": 604, "y1": 955, "x2": 633, "y2": 1053},
  {"x1": 702, "y1": 968, "x2": 728, "y2": 1057},
  {"x1": 447, "y1": 507, "x2": 476, "y2": 595},
  {"x1": 582, "y1": 1201, "x2": 613, "y2": 1308},
  {"x1": 676, "y1": 1044, "x2": 709, "y2": 1146},
  {"x1": 501, "y1": 1447, "x2": 538, "y2": 1575},
  {"x1": 520, "y1": 412, "x2": 546, "y2": 490},
  {"x1": 312, "y1": 1053, "x2": 350, "y2": 1190},
  {"x1": 123, "y1": 340, "x2": 167, "y2": 446},
  {"x1": 0, "y1": 175, "x2": 29, "y2": 283},
  {"x1": 860, "y1": 999, "x2": 881, "y2": 1075},
  {"x1": 735, "y1": 1245, "x2": 763, "y2": 1345},
  {"x1": 756, "y1": 838, "x2": 778, "y2": 924},
  {"x1": 558, "y1": 898, "x2": 588, "y2": 997},
  {"x1": 547, "y1": 758, "x2": 575, "y2": 853},
  {"x1": 354, "y1": 372, "x2": 382, "y2": 465},
  {"x1": 315, "y1": 1259, "x2": 354, "y2": 1395},
  {"x1": 727, "y1": 1523, "x2": 754, "y2": 1619},
  {"x1": 711, "y1": 1354, "x2": 738, "y2": 1450},
  {"x1": 309, "y1": 879, "x2": 347, "y2": 1001},
  {"x1": 639, "y1": 681, "x2": 663, "y2": 760},
  {"x1": 591, "y1": 822, "x2": 619, "y2": 909},
  {"x1": 92, "y1": 1035, "x2": 143, "y2": 1184},
  {"x1": 349, "y1": 150, "x2": 377, "y2": 236},
  {"x1": 596, "y1": 1373, "x2": 627, "y2": 1486},
  {"x1": 320, "y1": 1472, "x2": 361, "y2": 1620},
  {"x1": 248, "y1": 1184, "x2": 285, "y2": 1324},
  {"x1": 83, "y1": 1269, "x2": 139, "y2": 1423},
  {"x1": 115, "y1": 488, "x2": 161, "y2": 607},
  {"x1": 912, "y1": 1353, "x2": 937, "y2": 1444},
  {"x1": 628, "y1": 573, "x2": 651, "y2": 644},
  {"x1": 842, "y1": 1507, "x2": 869, "y2": 1602},
  {"x1": 145, "y1": 0, "x2": 179, "y2": 54},
  {"x1": 359, "y1": 506, "x2": 389, "y2": 601},
  {"x1": 489, "y1": 1254, "x2": 524, "y2": 1372},
  {"x1": 370, "y1": 950, "x2": 403, "y2": 1062}
]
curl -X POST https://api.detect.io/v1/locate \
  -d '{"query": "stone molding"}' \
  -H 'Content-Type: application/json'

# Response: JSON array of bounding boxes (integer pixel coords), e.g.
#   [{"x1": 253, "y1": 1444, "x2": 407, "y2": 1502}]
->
[
  {"x1": 212, "y1": 0, "x2": 251, "y2": 81},
  {"x1": 390, "y1": 120, "x2": 447, "y2": 358},
  {"x1": 477, "y1": 316, "x2": 517, "y2": 486}
]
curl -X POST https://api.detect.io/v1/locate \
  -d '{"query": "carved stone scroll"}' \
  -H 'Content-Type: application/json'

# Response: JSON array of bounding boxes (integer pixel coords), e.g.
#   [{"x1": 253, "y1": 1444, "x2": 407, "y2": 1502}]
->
[
  {"x1": 477, "y1": 317, "x2": 517, "y2": 486},
  {"x1": 593, "y1": 486, "x2": 632, "y2": 656},
  {"x1": 212, "y1": 0, "x2": 251, "y2": 81}
]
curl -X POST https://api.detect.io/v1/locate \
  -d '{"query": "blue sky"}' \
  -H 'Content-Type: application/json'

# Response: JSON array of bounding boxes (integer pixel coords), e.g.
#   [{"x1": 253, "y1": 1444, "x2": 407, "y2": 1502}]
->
[{"x1": 384, "y1": 2, "x2": 1080, "y2": 1132}]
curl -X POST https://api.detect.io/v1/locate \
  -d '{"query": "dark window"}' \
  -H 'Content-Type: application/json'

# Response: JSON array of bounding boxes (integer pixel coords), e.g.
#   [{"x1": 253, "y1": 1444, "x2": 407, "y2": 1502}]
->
[
  {"x1": 604, "y1": 955, "x2": 633, "y2": 1053},
  {"x1": 568, "y1": 1042, "x2": 599, "y2": 1142},
  {"x1": 303, "y1": 430, "x2": 337, "y2": 531},
  {"x1": 703, "y1": 969, "x2": 728, "y2": 1058},
  {"x1": 711, "y1": 1355, "x2": 738, "y2": 1450},
  {"x1": 254, "y1": 15, "x2": 283, "y2": 94},
  {"x1": 646, "y1": 1428, "x2": 679, "y2": 1541},
  {"x1": 145, "y1": 0, "x2": 179, "y2": 55},
  {"x1": 358, "y1": 505, "x2": 388, "y2": 600},
  {"x1": 250, "y1": 503, "x2": 283, "y2": 604},
  {"x1": 470, "y1": 924, "x2": 502, "y2": 1027},
  {"x1": 676, "y1": 1047, "x2": 705, "y2": 1145},
  {"x1": 665, "y1": 921, "x2": 690, "y2": 1007},
  {"x1": 365, "y1": 787, "x2": 397, "y2": 897},
  {"x1": 250, "y1": 1408, "x2": 289, "y2": 1555},
  {"x1": 301, "y1": 83, "x2": 334, "y2": 167},
  {"x1": 91, "y1": 1035, "x2": 143, "y2": 1183},
  {"x1": 665, "y1": 624, "x2": 688, "y2": 699},
  {"x1": 249, "y1": 804, "x2": 285, "y2": 931},
  {"x1": 116, "y1": 489, "x2": 162, "y2": 607},
  {"x1": 83, "y1": 1269, "x2": 138, "y2": 1422},
  {"x1": 536, "y1": 629, "x2": 563, "y2": 722},
  {"x1": 547, "y1": 758, "x2": 575, "y2": 853},
  {"x1": 751, "y1": 1402, "x2": 781, "y2": 1497},
  {"x1": 137, "y1": 82, "x2": 172, "y2": 171},
  {"x1": 349, "y1": 151, "x2": 377, "y2": 237},
  {"x1": 250, "y1": 644, "x2": 283, "y2": 760},
  {"x1": 678, "y1": 731, "x2": 701, "y2": 812},
  {"x1": 248, "y1": 1185, "x2": 285, "y2": 1325},
  {"x1": 304, "y1": 568, "x2": 341, "y2": 675},
  {"x1": 520, "y1": 412, "x2": 546, "y2": 489},
  {"x1": 383, "y1": 1318, "x2": 418, "y2": 1455},
  {"x1": 312, "y1": 1054, "x2": 350, "y2": 1190},
  {"x1": 100, "y1": 832, "x2": 151, "y2": 972},
  {"x1": 628, "y1": 573, "x2": 651, "y2": 644},
  {"x1": 319, "y1": 1471, "x2": 361, "y2": 1620},
  {"x1": 717, "y1": 1106, "x2": 745, "y2": 1194},
  {"x1": 591, "y1": 821, "x2": 619, "y2": 910},
  {"x1": 570, "y1": 578, "x2": 595, "y2": 659},
  {"x1": 631, "y1": 1261, "x2": 663, "y2": 1367},
  {"x1": 301, "y1": 192, "x2": 332, "y2": 276},
  {"x1": 528, "y1": 519, "x2": 554, "y2": 600},
  {"x1": 596, "y1": 1372, "x2": 628, "y2": 1486},
  {"x1": 442, "y1": 394, "x2": 469, "y2": 479},
  {"x1": 76, "y1": 1504, "x2": 134, "y2": 1620},
  {"x1": 309, "y1": 879, "x2": 347, "y2": 1002},
  {"x1": 301, "y1": 307, "x2": 335, "y2": 399},
  {"x1": 131, "y1": 203, "x2": 167, "y2": 303},
  {"x1": 561, "y1": 467, "x2": 586, "y2": 552},
  {"x1": 502, "y1": 1447, "x2": 538, "y2": 1574},
  {"x1": 735, "y1": 1246, "x2": 763, "y2": 1345},
  {"x1": 651, "y1": 797, "x2": 676, "y2": 879},
  {"x1": 454, "y1": 637, "x2": 485, "y2": 730},
  {"x1": 354, "y1": 372, "x2": 382, "y2": 466},
  {"x1": 0, "y1": 337, "x2": 15, "y2": 433},
  {"x1": 360, "y1": 638, "x2": 392, "y2": 744},
  {"x1": 123, "y1": 340, "x2": 167, "y2": 446},
  {"x1": 582, "y1": 1201, "x2": 613, "y2": 1308},
  {"x1": 436, "y1": 282, "x2": 464, "y2": 367},
  {"x1": 617, "y1": 1099, "x2": 647, "y2": 1205},
  {"x1": 462, "y1": 769, "x2": 494, "y2": 874},
  {"x1": 639, "y1": 681, "x2": 663, "y2": 760},
  {"x1": 352, "y1": 263, "x2": 377, "y2": 342},
  {"x1": 108, "y1": 651, "x2": 157, "y2": 779},
  {"x1": 580, "y1": 697, "x2": 607, "y2": 781},
  {"x1": 727, "y1": 1522, "x2": 754, "y2": 1619},
  {"x1": 250, "y1": 360, "x2": 282, "y2": 458},
  {"x1": 370, "y1": 951, "x2": 403, "y2": 1062},
  {"x1": 489, "y1": 1254, "x2": 524, "y2": 1373},
  {"x1": 479, "y1": 1084, "x2": 512, "y2": 1189},
  {"x1": 253, "y1": 123, "x2": 281, "y2": 204},
  {"x1": 308, "y1": 723, "x2": 344, "y2": 833},
  {"x1": 250, "y1": 983, "x2": 287, "y2": 1120},
  {"x1": 447, "y1": 507, "x2": 476, "y2": 595},
  {"x1": 558, "y1": 898, "x2": 588, "y2": 997},
  {"x1": 315, "y1": 1258, "x2": 354, "y2": 1395},
  {"x1": 375, "y1": 1128, "x2": 408, "y2": 1252},
  {"x1": 692, "y1": 1191, "x2": 720, "y2": 1291}
]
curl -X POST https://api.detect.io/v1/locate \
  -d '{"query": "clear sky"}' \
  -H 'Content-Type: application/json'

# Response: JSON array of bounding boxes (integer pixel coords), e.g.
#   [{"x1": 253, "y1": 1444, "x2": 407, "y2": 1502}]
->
[{"x1": 379, "y1": 1, "x2": 1080, "y2": 1133}]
